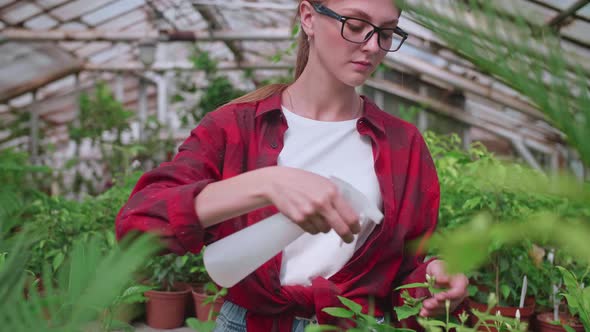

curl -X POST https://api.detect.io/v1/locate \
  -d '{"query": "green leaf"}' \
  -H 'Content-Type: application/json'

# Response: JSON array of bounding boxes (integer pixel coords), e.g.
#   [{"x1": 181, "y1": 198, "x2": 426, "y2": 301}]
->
[
  {"x1": 322, "y1": 307, "x2": 354, "y2": 318},
  {"x1": 394, "y1": 304, "x2": 421, "y2": 320},
  {"x1": 395, "y1": 282, "x2": 429, "y2": 291},
  {"x1": 426, "y1": 320, "x2": 447, "y2": 327},
  {"x1": 337, "y1": 296, "x2": 362, "y2": 314},
  {"x1": 358, "y1": 312, "x2": 377, "y2": 325},
  {"x1": 291, "y1": 23, "x2": 300, "y2": 37},
  {"x1": 303, "y1": 324, "x2": 339, "y2": 332},
  {"x1": 186, "y1": 318, "x2": 217, "y2": 332},
  {"x1": 52, "y1": 252, "x2": 65, "y2": 271},
  {"x1": 562, "y1": 294, "x2": 580, "y2": 315},
  {"x1": 563, "y1": 326, "x2": 576, "y2": 332},
  {"x1": 107, "y1": 319, "x2": 133, "y2": 332},
  {"x1": 500, "y1": 284, "x2": 511, "y2": 301},
  {"x1": 204, "y1": 282, "x2": 219, "y2": 294},
  {"x1": 557, "y1": 266, "x2": 579, "y2": 292},
  {"x1": 462, "y1": 197, "x2": 481, "y2": 210}
]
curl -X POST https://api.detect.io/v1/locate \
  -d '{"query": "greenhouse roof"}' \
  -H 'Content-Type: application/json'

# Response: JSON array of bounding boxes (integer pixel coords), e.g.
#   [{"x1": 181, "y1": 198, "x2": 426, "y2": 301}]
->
[{"x1": 0, "y1": 0, "x2": 588, "y2": 157}]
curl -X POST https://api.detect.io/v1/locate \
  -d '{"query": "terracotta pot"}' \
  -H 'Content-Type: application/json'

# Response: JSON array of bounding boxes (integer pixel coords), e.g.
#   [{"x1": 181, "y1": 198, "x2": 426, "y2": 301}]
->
[
  {"x1": 145, "y1": 288, "x2": 190, "y2": 329},
  {"x1": 535, "y1": 312, "x2": 585, "y2": 332},
  {"x1": 174, "y1": 281, "x2": 204, "y2": 319},
  {"x1": 466, "y1": 297, "x2": 536, "y2": 331},
  {"x1": 192, "y1": 287, "x2": 225, "y2": 322}
]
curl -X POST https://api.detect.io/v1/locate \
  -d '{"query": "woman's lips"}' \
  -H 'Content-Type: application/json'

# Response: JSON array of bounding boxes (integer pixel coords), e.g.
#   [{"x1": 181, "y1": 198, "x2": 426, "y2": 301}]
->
[{"x1": 351, "y1": 61, "x2": 373, "y2": 71}]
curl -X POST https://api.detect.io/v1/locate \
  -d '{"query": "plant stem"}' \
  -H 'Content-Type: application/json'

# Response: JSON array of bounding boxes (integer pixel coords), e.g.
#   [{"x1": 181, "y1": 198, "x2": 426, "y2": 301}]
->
[
  {"x1": 495, "y1": 255, "x2": 500, "y2": 303},
  {"x1": 445, "y1": 303, "x2": 449, "y2": 332}
]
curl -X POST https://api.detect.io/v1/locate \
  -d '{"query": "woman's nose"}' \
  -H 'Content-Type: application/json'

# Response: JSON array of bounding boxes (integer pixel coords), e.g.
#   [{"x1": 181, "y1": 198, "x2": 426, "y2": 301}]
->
[{"x1": 362, "y1": 30, "x2": 381, "y2": 53}]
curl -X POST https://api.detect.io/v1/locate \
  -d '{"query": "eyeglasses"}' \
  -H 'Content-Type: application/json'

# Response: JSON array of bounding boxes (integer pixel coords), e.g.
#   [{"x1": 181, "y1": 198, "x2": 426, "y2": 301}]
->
[{"x1": 311, "y1": 2, "x2": 408, "y2": 52}]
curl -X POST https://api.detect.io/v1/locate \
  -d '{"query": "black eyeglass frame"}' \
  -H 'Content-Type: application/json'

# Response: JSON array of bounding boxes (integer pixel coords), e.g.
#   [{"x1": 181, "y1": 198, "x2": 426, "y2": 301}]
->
[{"x1": 311, "y1": 2, "x2": 408, "y2": 52}]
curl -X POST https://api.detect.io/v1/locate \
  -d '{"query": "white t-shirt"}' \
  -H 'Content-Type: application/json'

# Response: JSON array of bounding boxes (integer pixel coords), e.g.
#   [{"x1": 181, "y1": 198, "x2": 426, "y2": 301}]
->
[{"x1": 277, "y1": 106, "x2": 383, "y2": 286}]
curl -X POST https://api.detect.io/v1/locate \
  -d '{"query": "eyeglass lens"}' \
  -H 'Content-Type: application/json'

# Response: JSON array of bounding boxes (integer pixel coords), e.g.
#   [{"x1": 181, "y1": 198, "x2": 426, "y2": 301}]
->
[{"x1": 342, "y1": 18, "x2": 403, "y2": 51}]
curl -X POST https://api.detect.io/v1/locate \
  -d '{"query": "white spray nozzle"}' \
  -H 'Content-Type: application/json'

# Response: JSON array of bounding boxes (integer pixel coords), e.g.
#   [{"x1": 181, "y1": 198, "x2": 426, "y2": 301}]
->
[{"x1": 329, "y1": 176, "x2": 384, "y2": 224}]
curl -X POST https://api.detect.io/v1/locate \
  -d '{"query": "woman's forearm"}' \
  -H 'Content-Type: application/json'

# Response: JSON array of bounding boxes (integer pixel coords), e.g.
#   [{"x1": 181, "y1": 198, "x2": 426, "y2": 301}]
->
[{"x1": 194, "y1": 166, "x2": 276, "y2": 228}]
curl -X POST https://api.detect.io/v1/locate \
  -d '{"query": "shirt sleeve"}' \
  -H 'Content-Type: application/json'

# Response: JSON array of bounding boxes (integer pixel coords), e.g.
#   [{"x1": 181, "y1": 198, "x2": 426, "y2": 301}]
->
[
  {"x1": 115, "y1": 113, "x2": 225, "y2": 255},
  {"x1": 391, "y1": 130, "x2": 440, "y2": 323}
]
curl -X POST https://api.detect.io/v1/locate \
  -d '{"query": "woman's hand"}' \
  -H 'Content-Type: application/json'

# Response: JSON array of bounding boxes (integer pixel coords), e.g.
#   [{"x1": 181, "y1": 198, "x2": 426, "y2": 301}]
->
[
  {"x1": 264, "y1": 166, "x2": 361, "y2": 243},
  {"x1": 420, "y1": 260, "x2": 469, "y2": 317}
]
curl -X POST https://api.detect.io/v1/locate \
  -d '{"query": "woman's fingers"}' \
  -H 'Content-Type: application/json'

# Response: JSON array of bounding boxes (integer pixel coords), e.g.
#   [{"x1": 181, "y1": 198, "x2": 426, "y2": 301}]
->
[
  {"x1": 309, "y1": 214, "x2": 331, "y2": 233},
  {"x1": 269, "y1": 168, "x2": 365, "y2": 241},
  {"x1": 332, "y1": 193, "x2": 361, "y2": 234},
  {"x1": 319, "y1": 203, "x2": 354, "y2": 243}
]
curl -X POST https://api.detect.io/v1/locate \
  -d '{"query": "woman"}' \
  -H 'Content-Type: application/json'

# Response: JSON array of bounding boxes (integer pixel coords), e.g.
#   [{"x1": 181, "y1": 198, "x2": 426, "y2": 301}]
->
[{"x1": 116, "y1": 0, "x2": 468, "y2": 331}]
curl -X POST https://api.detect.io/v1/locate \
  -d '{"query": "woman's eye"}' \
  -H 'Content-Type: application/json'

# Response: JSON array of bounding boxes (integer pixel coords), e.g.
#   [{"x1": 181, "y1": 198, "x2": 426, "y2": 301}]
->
[{"x1": 348, "y1": 24, "x2": 364, "y2": 32}]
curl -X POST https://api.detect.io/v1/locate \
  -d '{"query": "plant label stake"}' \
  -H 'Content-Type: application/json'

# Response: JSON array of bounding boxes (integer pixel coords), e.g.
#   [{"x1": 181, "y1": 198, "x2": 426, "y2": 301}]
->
[{"x1": 519, "y1": 275, "x2": 528, "y2": 308}]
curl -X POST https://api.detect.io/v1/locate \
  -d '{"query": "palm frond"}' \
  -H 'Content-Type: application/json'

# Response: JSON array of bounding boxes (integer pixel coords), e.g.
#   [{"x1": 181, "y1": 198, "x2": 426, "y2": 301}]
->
[{"x1": 0, "y1": 231, "x2": 159, "y2": 332}]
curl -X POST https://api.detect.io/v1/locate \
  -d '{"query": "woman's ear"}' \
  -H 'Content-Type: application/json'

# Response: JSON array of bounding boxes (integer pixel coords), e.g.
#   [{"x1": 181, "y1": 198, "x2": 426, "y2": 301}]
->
[{"x1": 299, "y1": 1, "x2": 315, "y2": 38}]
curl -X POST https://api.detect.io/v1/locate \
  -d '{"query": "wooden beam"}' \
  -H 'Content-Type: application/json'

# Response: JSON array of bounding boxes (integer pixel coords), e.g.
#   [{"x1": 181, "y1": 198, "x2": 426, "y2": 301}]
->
[
  {"x1": 82, "y1": 61, "x2": 292, "y2": 72},
  {"x1": 0, "y1": 62, "x2": 82, "y2": 104},
  {"x1": 0, "y1": 28, "x2": 293, "y2": 42},
  {"x1": 547, "y1": 0, "x2": 590, "y2": 28},
  {"x1": 365, "y1": 77, "x2": 556, "y2": 149},
  {"x1": 191, "y1": 0, "x2": 297, "y2": 10},
  {"x1": 382, "y1": 56, "x2": 546, "y2": 120},
  {"x1": 528, "y1": 0, "x2": 590, "y2": 25},
  {"x1": 194, "y1": 4, "x2": 245, "y2": 64}
]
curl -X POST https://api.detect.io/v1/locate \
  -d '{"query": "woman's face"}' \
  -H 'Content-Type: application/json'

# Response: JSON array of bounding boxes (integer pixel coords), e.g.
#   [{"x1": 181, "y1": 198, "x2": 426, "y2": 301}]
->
[{"x1": 302, "y1": 0, "x2": 401, "y2": 87}]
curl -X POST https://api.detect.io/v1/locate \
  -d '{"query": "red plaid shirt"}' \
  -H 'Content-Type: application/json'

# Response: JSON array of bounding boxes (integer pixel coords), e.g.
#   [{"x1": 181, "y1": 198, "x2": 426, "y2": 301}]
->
[{"x1": 116, "y1": 92, "x2": 440, "y2": 331}]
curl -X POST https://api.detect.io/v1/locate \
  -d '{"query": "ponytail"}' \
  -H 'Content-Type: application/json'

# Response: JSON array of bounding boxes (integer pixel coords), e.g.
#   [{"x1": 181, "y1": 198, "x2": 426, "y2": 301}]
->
[{"x1": 226, "y1": 0, "x2": 322, "y2": 105}]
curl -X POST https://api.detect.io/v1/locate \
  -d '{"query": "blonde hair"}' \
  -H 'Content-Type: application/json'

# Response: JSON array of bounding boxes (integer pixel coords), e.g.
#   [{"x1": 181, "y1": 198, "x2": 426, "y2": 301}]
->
[{"x1": 228, "y1": 0, "x2": 323, "y2": 105}]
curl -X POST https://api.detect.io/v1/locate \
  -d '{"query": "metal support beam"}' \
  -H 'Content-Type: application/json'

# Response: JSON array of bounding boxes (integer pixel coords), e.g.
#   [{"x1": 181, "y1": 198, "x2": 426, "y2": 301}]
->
[
  {"x1": 74, "y1": 73, "x2": 81, "y2": 127},
  {"x1": 157, "y1": 76, "x2": 168, "y2": 125},
  {"x1": 373, "y1": 70, "x2": 385, "y2": 109},
  {"x1": 417, "y1": 85, "x2": 429, "y2": 132},
  {"x1": 141, "y1": 72, "x2": 170, "y2": 125},
  {"x1": 511, "y1": 137, "x2": 543, "y2": 170},
  {"x1": 115, "y1": 74, "x2": 125, "y2": 102},
  {"x1": 138, "y1": 78, "x2": 147, "y2": 141},
  {"x1": 29, "y1": 90, "x2": 39, "y2": 164}
]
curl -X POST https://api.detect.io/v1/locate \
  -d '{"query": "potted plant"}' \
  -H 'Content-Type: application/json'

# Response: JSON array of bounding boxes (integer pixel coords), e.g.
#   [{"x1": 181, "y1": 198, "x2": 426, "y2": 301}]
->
[
  {"x1": 192, "y1": 281, "x2": 226, "y2": 322},
  {"x1": 534, "y1": 266, "x2": 588, "y2": 332},
  {"x1": 174, "y1": 251, "x2": 211, "y2": 319},
  {"x1": 465, "y1": 245, "x2": 546, "y2": 331},
  {"x1": 143, "y1": 253, "x2": 192, "y2": 329},
  {"x1": 99, "y1": 283, "x2": 154, "y2": 332},
  {"x1": 183, "y1": 251, "x2": 226, "y2": 321}
]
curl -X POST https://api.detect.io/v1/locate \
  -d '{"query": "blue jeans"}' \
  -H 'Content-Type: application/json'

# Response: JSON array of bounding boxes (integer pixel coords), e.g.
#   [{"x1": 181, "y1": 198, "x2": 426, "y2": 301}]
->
[{"x1": 213, "y1": 301, "x2": 312, "y2": 332}]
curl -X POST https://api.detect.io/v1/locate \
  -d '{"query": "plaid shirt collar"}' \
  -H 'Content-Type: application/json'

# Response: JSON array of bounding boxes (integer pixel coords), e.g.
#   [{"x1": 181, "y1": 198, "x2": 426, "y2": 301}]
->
[{"x1": 255, "y1": 90, "x2": 386, "y2": 133}]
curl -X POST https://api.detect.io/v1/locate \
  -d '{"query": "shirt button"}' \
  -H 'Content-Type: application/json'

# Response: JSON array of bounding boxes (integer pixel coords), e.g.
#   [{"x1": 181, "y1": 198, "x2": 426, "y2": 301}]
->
[{"x1": 270, "y1": 142, "x2": 278, "y2": 149}]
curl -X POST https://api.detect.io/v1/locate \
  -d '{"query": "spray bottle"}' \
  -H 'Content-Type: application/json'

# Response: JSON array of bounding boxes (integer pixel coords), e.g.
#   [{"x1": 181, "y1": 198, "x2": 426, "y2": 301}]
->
[{"x1": 203, "y1": 176, "x2": 384, "y2": 288}]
